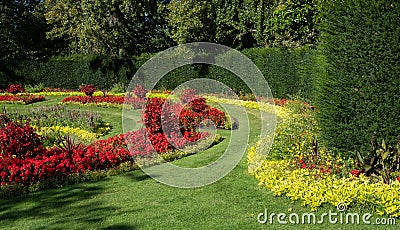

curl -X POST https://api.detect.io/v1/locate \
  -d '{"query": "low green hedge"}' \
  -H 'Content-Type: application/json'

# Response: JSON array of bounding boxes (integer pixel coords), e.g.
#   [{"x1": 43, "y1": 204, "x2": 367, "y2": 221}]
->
[
  {"x1": 10, "y1": 54, "x2": 141, "y2": 90},
  {"x1": 4, "y1": 47, "x2": 319, "y2": 100}
]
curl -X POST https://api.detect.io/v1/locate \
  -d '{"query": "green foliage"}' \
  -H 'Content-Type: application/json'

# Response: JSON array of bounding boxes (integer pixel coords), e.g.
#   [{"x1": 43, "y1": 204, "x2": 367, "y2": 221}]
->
[
  {"x1": 0, "y1": 0, "x2": 52, "y2": 60},
  {"x1": 110, "y1": 82, "x2": 127, "y2": 94},
  {"x1": 316, "y1": 0, "x2": 400, "y2": 156},
  {"x1": 44, "y1": 0, "x2": 173, "y2": 57},
  {"x1": 355, "y1": 137, "x2": 400, "y2": 184},
  {"x1": 265, "y1": 0, "x2": 320, "y2": 48},
  {"x1": 146, "y1": 47, "x2": 318, "y2": 99},
  {"x1": 154, "y1": 64, "x2": 201, "y2": 90},
  {"x1": 166, "y1": 0, "x2": 319, "y2": 48},
  {"x1": 208, "y1": 46, "x2": 317, "y2": 99},
  {"x1": 14, "y1": 54, "x2": 135, "y2": 90},
  {"x1": 24, "y1": 83, "x2": 45, "y2": 93},
  {"x1": 167, "y1": 0, "x2": 215, "y2": 44}
]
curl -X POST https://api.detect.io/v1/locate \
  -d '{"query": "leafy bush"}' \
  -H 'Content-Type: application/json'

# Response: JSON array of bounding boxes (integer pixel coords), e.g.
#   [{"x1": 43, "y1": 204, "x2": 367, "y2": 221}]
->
[
  {"x1": 5, "y1": 84, "x2": 24, "y2": 94},
  {"x1": 133, "y1": 84, "x2": 148, "y2": 99},
  {"x1": 79, "y1": 84, "x2": 96, "y2": 96},
  {"x1": 265, "y1": 0, "x2": 320, "y2": 48},
  {"x1": 0, "y1": 122, "x2": 42, "y2": 159},
  {"x1": 110, "y1": 82, "x2": 127, "y2": 94},
  {"x1": 355, "y1": 137, "x2": 400, "y2": 184},
  {"x1": 24, "y1": 83, "x2": 44, "y2": 93},
  {"x1": 315, "y1": 0, "x2": 400, "y2": 156}
]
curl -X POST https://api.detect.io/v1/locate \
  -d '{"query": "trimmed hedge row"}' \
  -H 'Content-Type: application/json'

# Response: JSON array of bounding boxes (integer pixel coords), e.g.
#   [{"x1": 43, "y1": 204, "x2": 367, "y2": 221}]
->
[
  {"x1": 3, "y1": 48, "x2": 319, "y2": 99},
  {"x1": 209, "y1": 47, "x2": 319, "y2": 99},
  {"x1": 158, "y1": 47, "x2": 320, "y2": 99},
  {"x1": 4, "y1": 54, "x2": 151, "y2": 90},
  {"x1": 315, "y1": 0, "x2": 400, "y2": 155}
]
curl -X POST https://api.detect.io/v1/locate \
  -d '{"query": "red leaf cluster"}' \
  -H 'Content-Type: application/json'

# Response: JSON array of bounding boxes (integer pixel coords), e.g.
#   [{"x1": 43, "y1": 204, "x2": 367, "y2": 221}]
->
[
  {"x1": 79, "y1": 84, "x2": 97, "y2": 96},
  {"x1": 0, "y1": 122, "x2": 42, "y2": 159},
  {"x1": 5, "y1": 84, "x2": 25, "y2": 94},
  {"x1": 133, "y1": 84, "x2": 148, "y2": 98},
  {"x1": 180, "y1": 89, "x2": 197, "y2": 104},
  {"x1": 142, "y1": 97, "x2": 226, "y2": 152}
]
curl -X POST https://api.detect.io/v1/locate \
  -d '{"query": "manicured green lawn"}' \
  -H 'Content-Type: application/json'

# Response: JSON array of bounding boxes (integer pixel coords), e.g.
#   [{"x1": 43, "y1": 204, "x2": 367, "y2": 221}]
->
[{"x1": 0, "y1": 97, "x2": 398, "y2": 229}]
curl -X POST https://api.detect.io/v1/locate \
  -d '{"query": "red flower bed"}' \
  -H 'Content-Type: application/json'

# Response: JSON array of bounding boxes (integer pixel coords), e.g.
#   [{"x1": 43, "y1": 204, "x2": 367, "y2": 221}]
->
[
  {"x1": 142, "y1": 97, "x2": 226, "y2": 150},
  {"x1": 0, "y1": 122, "x2": 133, "y2": 186},
  {"x1": 0, "y1": 141, "x2": 132, "y2": 186},
  {"x1": 62, "y1": 95, "x2": 145, "y2": 109},
  {"x1": 0, "y1": 122, "x2": 42, "y2": 159},
  {"x1": 0, "y1": 95, "x2": 45, "y2": 104},
  {"x1": 0, "y1": 96, "x2": 229, "y2": 188}
]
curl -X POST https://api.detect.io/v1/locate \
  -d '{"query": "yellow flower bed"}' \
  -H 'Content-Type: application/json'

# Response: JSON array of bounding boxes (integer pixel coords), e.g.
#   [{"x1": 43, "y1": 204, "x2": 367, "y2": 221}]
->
[
  {"x1": 249, "y1": 154, "x2": 400, "y2": 217},
  {"x1": 32, "y1": 125, "x2": 99, "y2": 142},
  {"x1": 7, "y1": 91, "x2": 125, "y2": 97},
  {"x1": 205, "y1": 95, "x2": 288, "y2": 118},
  {"x1": 247, "y1": 100, "x2": 400, "y2": 218}
]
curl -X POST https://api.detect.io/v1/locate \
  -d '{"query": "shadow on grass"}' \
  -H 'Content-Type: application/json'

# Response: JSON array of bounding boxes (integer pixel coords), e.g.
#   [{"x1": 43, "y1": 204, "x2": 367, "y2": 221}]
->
[
  {"x1": 99, "y1": 224, "x2": 138, "y2": 230},
  {"x1": 128, "y1": 173, "x2": 152, "y2": 182},
  {"x1": 0, "y1": 178, "x2": 138, "y2": 229}
]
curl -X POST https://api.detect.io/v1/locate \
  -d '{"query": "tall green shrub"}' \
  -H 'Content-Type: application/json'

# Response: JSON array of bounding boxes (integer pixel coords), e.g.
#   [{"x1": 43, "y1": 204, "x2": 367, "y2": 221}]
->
[
  {"x1": 209, "y1": 46, "x2": 316, "y2": 99},
  {"x1": 316, "y1": 0, "x2": 400, "y2": 155}
]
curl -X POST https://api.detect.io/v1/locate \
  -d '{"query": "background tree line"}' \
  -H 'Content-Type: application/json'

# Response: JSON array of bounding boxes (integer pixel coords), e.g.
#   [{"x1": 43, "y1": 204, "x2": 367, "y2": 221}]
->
[{"x1": 0, "y1": 0, "x2": 319, "y2": 60}]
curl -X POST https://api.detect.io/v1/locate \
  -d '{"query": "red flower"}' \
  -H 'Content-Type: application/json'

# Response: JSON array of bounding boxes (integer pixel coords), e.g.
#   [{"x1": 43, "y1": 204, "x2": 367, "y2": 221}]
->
[
  {"x1": 350, "y1": 169, "x2": 361, "y2": 177},
  {"x1": 133, "y1": 84, "x2": 148, "y2": 98},
  {"x1": 301, "y1": 163, "x2": 307, "y2": 169},
  {"x1": 180, "y1": 89, "x2": 197, "y2": 104},
  {"x1": 397, "y1": 176, "x2": 400, "y2": 182},
  {"x1": 79, "y1": 84, "x2": 96, "y2": 96}
]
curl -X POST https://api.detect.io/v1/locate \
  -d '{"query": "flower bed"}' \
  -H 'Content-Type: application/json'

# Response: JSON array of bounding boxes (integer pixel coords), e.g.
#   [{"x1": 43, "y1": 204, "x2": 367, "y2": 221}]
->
[
  {"x1": 0, "y1": 94, "x2": 229, "y2": 197},
  {"x1": 246, "y1": 99, "x2": 400, "y2": 218},
  {"x1": 4, "y1": 105, "x2": 110, "y2": 147},
  {"x1": 34, "y1": 125, "x2": 100, "y2": 143},
  {"x1": 7, "y1": 105, "x2": 110, "y2": 134},
  {"x1": 61, "y1": 95, "x2": 145, "y2": 109},
  {"x1": 0, "y1": 94, "x2": 45, "y2": 105}
]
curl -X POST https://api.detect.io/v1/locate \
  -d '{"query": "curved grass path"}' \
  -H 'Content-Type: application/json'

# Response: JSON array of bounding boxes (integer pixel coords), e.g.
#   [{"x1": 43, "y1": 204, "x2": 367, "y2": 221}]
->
[{"x1": 0, "y1": 97, "x2": 398, "y2": 229}]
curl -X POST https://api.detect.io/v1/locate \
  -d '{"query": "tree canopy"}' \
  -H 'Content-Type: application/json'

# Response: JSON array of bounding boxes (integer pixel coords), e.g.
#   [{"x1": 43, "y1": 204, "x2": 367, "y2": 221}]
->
[
  {"x1": 1, "y1": 0, "x2": 320, "y2": 60},
  {"x1": 43, "y1": 0, "x2": 173, "y2": 57}
]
